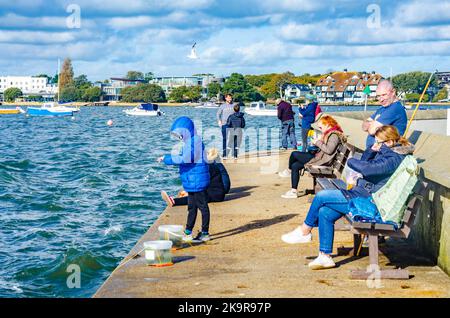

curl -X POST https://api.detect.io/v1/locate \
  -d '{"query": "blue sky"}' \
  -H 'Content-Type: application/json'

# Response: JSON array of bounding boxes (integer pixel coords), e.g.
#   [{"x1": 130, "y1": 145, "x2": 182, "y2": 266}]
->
[{"x1": 0, "y1": 0, "x2": 449, "y2": 81}]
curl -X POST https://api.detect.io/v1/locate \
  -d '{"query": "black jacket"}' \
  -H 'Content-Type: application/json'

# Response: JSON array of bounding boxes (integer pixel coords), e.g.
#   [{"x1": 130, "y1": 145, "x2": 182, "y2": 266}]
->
[
  {"x1": 207, "y1": 163, "x2": 230, "y2": 202},
  {"x1": 226, "y1": 112, "x2": 246, "y2": 129}
]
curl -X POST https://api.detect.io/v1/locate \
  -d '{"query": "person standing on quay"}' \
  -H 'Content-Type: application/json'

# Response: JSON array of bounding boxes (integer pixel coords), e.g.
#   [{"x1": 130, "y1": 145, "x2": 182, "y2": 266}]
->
[
  {"x1": 277, "y1": 98, "x2": 297, "y2": 150},
  {"x1": 298, "y1": 93, "x2": 319, "y2": 151},
  {"x1": 216, "y1": 94, "x2": 236, "y2": 158}
]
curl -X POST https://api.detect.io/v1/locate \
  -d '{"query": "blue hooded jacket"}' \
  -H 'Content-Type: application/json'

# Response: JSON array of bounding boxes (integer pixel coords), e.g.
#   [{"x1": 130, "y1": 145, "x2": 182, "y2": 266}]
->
[
  {"x1": 340, "y1": 143, "x2": 415, "y2": 200},
  {"x1": 298, "y1": 102, "x2": 318, "y2": 130},
  {"x1": 163, "y1": 117, "x2": 210, "y2": 193}
]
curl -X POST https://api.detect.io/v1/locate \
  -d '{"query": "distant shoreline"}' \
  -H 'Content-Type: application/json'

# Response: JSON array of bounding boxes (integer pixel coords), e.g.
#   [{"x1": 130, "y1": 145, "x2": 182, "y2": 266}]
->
[{"x1": 1, "y1": 101, "x2": 450, "y2": 107}]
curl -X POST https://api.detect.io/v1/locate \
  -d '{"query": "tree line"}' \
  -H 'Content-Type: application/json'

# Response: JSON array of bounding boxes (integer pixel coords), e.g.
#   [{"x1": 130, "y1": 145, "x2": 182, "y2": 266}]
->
[{"x1": 2, "y1": 59, "x2": 447, "y2": 103}]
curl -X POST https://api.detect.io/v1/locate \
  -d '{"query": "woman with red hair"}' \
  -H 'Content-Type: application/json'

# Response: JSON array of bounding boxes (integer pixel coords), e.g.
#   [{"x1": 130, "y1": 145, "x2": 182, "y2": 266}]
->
[{"x1": 279, "y1": 114, "x2": 346, "y2": 199}]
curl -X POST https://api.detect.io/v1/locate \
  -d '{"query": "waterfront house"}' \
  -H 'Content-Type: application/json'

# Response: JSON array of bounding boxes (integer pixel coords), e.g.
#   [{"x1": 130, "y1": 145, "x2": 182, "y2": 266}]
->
[
  {"x1": 101, "y1": 78, "x2": 147, "y2": 101},
  {"x1": 284, "y1": 84, "x2": 311, "y2": 101},
  {"x1": 150, "y1": 75, "x2": 225, "y2": 98},
  {"x1": 0, "y1": 76, "x2": 57, "y2": 101},
  {"x1": 315, "y1": 70, "x2": 382, "y2": 104}
]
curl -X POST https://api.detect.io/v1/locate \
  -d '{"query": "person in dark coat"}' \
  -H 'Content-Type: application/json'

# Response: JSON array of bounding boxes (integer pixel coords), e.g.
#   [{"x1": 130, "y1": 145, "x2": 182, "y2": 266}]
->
[
  {"x1": 161, "y1": 148, "x2": 231, "y2": 206},
  {"x1": 298, "y1": 93, "x2": 318, "y2": 150},
  {"x1": 277, "y1": 98, "x2": 297, "y2": 150},
  {"x1": 226, "y1": 104, "x2": 246, "y2": 158},
  {"x1": 157, "y1": 116, "x2": 211, "y2": 242},
  {"x1": 281, "y1": 125, "x2": 414, "y2": 270}
]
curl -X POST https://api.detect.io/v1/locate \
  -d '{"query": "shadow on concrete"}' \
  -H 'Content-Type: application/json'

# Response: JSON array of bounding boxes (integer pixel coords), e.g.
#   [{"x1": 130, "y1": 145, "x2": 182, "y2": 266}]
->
[
  {"x1": 228, "y1": 186, "x2": 258, "y2": 193},
  {"x1": 173, "y1": 256, "x2": 196, "y2": 264},
  {"x1": 212, "y1": 213, "x2": 298, "y2": 240}
]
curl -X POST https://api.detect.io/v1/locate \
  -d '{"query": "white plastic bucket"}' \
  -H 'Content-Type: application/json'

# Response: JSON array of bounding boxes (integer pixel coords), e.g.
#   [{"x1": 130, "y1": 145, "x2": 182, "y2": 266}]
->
[
  {"x1": 158, "y1": 225, "x2": 184, "y2": 247},
  {"x1": 143, "y1": 240, "x2": 173, "y2": 267}
]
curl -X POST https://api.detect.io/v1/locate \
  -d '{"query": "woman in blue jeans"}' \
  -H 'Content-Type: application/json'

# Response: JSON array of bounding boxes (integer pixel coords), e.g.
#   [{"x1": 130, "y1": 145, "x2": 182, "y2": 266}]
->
[{"x1": 282, "y1": 125, "x2": 414, "y2": 269}]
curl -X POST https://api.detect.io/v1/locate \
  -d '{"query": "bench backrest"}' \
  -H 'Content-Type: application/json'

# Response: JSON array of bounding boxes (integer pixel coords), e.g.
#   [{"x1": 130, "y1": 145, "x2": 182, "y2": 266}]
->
[
  {"x1": 398, "y1": 179, "x2": 428, "y2": 238},
  {"x1": 332, "y1": 143, "x2": 353, "y2": 178}
]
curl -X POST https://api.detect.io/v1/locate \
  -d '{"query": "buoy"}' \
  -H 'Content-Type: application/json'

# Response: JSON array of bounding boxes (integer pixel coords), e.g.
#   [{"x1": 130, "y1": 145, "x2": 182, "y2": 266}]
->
[{"x1": 107, "y1": 119, "x2": 113, "y2": 126}]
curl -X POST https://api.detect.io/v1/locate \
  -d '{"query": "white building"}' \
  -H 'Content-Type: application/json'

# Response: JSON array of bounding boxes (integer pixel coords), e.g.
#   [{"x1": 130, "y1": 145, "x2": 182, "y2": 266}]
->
[
  {"x1": 0, "y1": 76, "x2": 57, "y2": 101},
  {"x1": 284, "y1": 84, "x2": 311, "y2": 100}
]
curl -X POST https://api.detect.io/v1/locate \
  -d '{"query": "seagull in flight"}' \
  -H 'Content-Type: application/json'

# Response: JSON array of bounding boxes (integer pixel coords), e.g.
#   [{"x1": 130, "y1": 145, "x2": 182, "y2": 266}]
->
[{"x1": 187, "y1": 42, "x2": 198, "y2": 59}]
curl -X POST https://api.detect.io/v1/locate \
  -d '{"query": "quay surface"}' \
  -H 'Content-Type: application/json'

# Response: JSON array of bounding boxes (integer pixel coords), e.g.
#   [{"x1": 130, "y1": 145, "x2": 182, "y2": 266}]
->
[{"x1": 94, "y1": 151, "x2": 450, "y2": 298}]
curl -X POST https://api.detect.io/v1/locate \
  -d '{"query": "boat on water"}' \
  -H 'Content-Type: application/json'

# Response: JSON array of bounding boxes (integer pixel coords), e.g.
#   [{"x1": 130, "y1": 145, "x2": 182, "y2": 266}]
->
[
  {"x1": 195, "y1": 101, "x2": 220, "y2": 109},
  {"x1": 27, "y1": 102, "x2": 75, "y2": 117},
  {"x1": 244, "y1": 101, "x2": 277, "y2": 116},
  {"x1": 123, "y1": 103, "x2": 164, "y2": 116},
  {"x1": 0, "y1": 107, "x2": 25, "y2": 115}
]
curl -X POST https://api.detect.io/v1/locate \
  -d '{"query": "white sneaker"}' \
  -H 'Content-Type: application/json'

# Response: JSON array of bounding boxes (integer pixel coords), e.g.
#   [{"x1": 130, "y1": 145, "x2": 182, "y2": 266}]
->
[
  {"x1": 281, "y1": 189, "x2": 298, "y2": 199},
  {"x1": 281, "y1": 227, "x2": 312, "y2": 244},
  {"x1": 278, "y1": 169, "x2": 291, "y2": 178},
  {"x1": 308, "y1": 253, "x2": 336, "y2": 270}
]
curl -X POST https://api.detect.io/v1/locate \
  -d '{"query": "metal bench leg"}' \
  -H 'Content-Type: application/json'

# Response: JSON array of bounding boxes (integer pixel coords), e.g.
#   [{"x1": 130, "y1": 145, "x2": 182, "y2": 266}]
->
[{"x1": 350, "y1": 234, "x2": 410, "y2": 280}]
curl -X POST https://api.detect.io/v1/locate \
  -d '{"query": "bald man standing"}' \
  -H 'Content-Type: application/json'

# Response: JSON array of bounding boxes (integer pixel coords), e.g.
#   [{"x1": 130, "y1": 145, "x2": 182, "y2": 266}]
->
[{"x1": 362, "y1": 80, "x2": 407, "y2": 148}]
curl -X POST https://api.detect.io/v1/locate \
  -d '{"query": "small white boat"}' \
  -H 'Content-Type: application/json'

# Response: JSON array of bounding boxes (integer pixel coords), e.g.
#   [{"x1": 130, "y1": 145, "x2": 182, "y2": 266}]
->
[
  {"x1": 244, "y1": 101, "x2": 277, "y2": 116},
  {"x1": 123, "y1": 103, "x2": 164, "y2": 116},
  {"x1": 195, "y1": 101, "x2": 220, "y2": 109}
]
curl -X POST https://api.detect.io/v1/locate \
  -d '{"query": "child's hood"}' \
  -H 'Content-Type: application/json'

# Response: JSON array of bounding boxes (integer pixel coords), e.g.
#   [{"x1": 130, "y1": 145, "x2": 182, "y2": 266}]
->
[{"x1": 171, "y1": 116, "x2": 196, "y2": 140}]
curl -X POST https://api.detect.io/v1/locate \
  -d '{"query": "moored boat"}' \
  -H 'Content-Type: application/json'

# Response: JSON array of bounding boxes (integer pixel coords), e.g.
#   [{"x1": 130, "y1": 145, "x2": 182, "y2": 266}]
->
[
  {"x1": 123, "y1": 103, "x2": 164, "y2": 116},
  {"x1": 195, "y1": 101, "x2": 220, "y2": 109},
  {"x1": 27, "y1": 102, "x2": 74, "y2": 117},
  {"x1": 0, "y1": 107, "x2": 25, "y2": 115},
  {"x1": 244, "y1": 101, "x2": 277, "y2": 116}
]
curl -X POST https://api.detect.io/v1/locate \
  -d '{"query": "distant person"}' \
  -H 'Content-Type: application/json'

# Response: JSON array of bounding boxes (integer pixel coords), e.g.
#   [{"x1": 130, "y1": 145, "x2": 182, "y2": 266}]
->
[
  {"x1": 216, "y1": 94, "x2": 236, "y2": 158},
  {"x1": 298, "y1": 93, "x2": 319, "y2": 150},
  {"x1": 362, "y1": 80, "x2": 407, "y2": 148},
  {"x1": 157, "y1": 116, "x2": 211, "y2": 243},
  {"x1": 226, "y1": 104, "x2": 246, "y2": 158},
  {"x1": 278, "y1": 115, "x2": 346, "y2": 198},
  {"x1": 277, "y1": 98, "x2": 297, "y2": 150},
  {"x1": 161, "y1": 148, "x2": 231, "y2": 207}
]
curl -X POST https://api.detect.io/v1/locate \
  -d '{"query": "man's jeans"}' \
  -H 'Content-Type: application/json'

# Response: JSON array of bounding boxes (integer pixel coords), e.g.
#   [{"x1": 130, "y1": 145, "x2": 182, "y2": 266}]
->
[
  {"x1": 304, "y1": 190, "x2": 349, "y2": 254},
  {"x1": 221, "y1": 124, "x2": 229, "y2": 157},
  {"x1": 281, "y1": 119, "x2": 297, "y2": 149}
]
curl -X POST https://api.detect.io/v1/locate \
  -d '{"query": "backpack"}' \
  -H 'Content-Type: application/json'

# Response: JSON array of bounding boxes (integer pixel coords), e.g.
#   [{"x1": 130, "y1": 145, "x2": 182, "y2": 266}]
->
[
  {"x1": 372, "y1": 155, "x2": 419, "y2": 224},
  {"x1": 315, "y1": 104, "x2": 322, "y2": 118}
]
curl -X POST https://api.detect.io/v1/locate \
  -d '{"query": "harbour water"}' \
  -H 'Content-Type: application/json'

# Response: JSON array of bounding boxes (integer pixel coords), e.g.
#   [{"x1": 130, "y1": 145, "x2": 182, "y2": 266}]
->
[{"x1": 0, "y1": 104, "x2": 448, "y2": 298}]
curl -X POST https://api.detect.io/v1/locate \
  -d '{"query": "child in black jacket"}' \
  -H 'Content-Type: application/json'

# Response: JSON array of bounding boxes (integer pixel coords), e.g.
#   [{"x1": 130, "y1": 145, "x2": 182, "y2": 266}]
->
[{"x1": 226, "y1": 104, "x2": 246, "y2": 159}]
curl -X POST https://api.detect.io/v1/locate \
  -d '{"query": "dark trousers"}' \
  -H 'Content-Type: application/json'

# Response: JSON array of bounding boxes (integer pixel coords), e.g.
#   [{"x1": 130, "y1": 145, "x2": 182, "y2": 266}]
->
[
  {"x1": 288, "y1": 151, "x2": 315, "y2": 189},
  {"x1": 175, "y1": 192, "x2": 224, "y2": 206},
  {"x1": 186, "y1": 191, "x2": 211, "y2": 234},
  {"x1": 281, "y1": 120, "x2": 297, "y2": 149},
  {"x1": 221, "y1": 125, "x2": 229, "y2": 157},
  {"x1": 301, "y1": 127, "x2": 311, "y2": 150}
]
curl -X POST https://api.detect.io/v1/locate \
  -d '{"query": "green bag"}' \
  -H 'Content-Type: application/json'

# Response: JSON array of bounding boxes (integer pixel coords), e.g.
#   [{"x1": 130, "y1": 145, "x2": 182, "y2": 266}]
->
[{"x1": 372, "y1": 155, "x2": 419, "y2": 224}]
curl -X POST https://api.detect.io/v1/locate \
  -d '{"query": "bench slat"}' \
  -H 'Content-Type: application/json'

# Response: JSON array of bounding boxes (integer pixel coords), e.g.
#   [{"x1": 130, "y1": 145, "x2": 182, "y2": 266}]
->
[{"x1": 316, "y1": 178, "x2": 336, "y2": 190}]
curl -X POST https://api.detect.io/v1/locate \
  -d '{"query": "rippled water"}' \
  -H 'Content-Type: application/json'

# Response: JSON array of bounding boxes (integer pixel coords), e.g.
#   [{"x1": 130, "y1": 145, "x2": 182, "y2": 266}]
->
[{"x1": 0, "y1": 106, "x2": 283, "y2": 298}]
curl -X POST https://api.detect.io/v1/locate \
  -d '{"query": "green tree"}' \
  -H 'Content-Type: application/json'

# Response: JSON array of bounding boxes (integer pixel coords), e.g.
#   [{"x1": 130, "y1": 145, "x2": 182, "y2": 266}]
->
[
  {"x1": 126, "y1": 71, "x2": 144, "y2": 80},
  {"x1": 4, "y1": 87, "x2": 23, "y2": 102},
  {"x1": 392, "y1": 71, "x2": 437, "y2": 96},
  {"x1": 82, "y1": 87, "x2": 102, "y2": 102},
  {"x1": 121, "y1": 84, "x2": 166, "y2": 103},
  {"x1": 169, "y1": 86, "x2": 190, "y2": 103},
  {"x1": 144, "y1": 72, "x2": 154, "y2": 82},
  {"x1": 223, "y1": 73, "x2": 265, "y2": 103},
  {"x1": 207, "y1": 82, "x2": 221, "y2": 98},
  {"x1": 405, "y1": 93, "x2": 430, "y2": 103},
  {"x1": 433, "y1": 87, "x2": 448, "y2": 102},
  {"x1": 74, "y1": 74, "x2": 91, "y2": 89},
  {"x1": 186, "y1": 86, "x2": 203, "y2": 102},
  {"x1": 60, "y1": 85, "x2": 81, "y2": 102}
]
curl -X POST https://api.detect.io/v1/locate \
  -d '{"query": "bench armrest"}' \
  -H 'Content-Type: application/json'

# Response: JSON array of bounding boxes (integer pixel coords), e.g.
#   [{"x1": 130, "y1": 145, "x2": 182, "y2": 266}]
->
[{"x1": 306, "y1": 165, "x2": 334, "y2": 175}]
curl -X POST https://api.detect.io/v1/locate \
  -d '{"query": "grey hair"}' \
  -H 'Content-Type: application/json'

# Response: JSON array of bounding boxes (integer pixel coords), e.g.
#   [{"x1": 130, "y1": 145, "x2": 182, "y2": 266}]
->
[{"x1": 377, "y1": 79, "x2": 394, "y2": 91}]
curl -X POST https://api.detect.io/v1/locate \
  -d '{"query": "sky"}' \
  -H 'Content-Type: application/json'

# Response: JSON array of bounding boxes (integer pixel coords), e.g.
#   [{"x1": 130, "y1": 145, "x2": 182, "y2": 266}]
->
[{"x1": 0, "y1": 0, "x2": 449, "y2": 81}]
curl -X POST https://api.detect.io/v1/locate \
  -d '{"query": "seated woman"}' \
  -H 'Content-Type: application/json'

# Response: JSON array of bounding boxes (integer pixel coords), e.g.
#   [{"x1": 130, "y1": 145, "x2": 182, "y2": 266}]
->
[
  {"x1": 281, "y1": 125, "x2": 414, "y2": 269},
  {"x1": 161, "y1": 148, "x2": 231, "y2": 207},
  {"x1": 279, "y1": 115, "x2": 346, "y2": 199}
]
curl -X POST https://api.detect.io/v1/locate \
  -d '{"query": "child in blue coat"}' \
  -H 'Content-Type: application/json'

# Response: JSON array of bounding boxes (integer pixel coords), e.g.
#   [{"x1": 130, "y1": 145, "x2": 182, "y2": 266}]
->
[{"x1": 158, "y1": 116, "x2": 211, "y2": 242}]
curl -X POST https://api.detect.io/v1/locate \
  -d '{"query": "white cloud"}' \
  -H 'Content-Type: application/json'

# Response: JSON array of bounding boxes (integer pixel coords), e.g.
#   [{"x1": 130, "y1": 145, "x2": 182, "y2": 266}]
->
[{"x1": 395, "y1": 0, "x2": 450, "y2": 26}]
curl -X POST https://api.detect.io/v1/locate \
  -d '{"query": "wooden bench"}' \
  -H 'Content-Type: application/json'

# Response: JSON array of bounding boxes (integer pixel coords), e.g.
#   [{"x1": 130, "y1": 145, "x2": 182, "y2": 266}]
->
[
  {"x1": 305, "y1": 142, "x2": 354, "y2": 194},
  {"x1": 315, "y1": 177, "x2": 428, "y2": 279}
]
